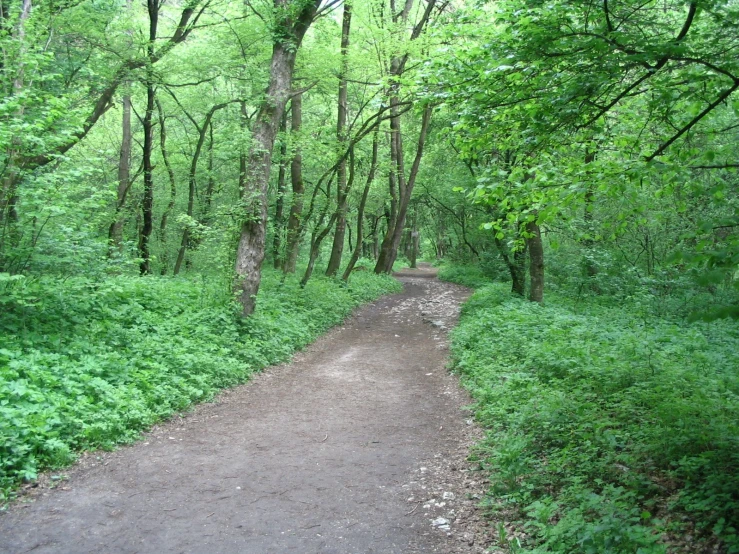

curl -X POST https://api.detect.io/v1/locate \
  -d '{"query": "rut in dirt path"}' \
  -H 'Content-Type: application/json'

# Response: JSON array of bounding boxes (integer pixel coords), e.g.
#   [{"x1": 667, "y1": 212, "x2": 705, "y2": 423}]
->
[{"x1": 0, "y1": 267, "x2": 491, "y2": 554}]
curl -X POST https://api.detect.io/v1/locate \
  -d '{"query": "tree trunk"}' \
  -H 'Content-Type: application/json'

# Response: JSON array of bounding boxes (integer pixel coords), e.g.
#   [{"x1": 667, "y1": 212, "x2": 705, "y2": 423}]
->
[
  {"x1": 582, "y1": 150, "x2": 598, "y2": 282},
  {"x1": 108, "y1": 94, "x2": 132, "y2": 252},
  {"x1": 372, "y1": 0, "x2": 437, "y2": 274},
  {"x1": 272, "y1": 114, "x2": 288, "y2": 268},
  {"x1": 326, "y1": 3, "x2": 352, "y2": 277},
  {"x1": 137, "y1": 0, "x2": 159, "y2": 275},
  {"x1": 375, "y1": 104, "x2": 432, "y2": 273},
  {"x1": 204, "y1": 123, "x2": 216, "y2": 215},
  {"x1": 156, "y1": 99, "x2": 176, "y2": 274},
  {"x1": 239, "y1": 101, "x2": 248, "y2": 197},
  {"x1": 107, "y1": 0, "x2": 134, "y2": 255},
  {"x1": 409, "y1": 230, "x2": 419, "y2": 268},
  {"x1": 527, "y1": 220, "x2": 544, "y2": 303},
  {"x1": 283, "y1": 94, "x2": 305, "y2": 274},
  {"x1": 495, "y1": 234, "x2": 527, "y2": 296},
  {"x1": 300, "y1": 213, "x2": 337, "y2": 287},
  {"x1": 234, "y1": 1, "x2": 320, "y2": 316},
  {"x1": 343, "y1": 132, "x2": 379, "y2": 280},
  {"x1": 173, "y1": 105, "x2": 223, "y2": 275},
  {"x1": 138, "y1": 86, "x2": 156, "y2": 275},
  {"x1": 138, "y1": 88, "x2": 155, "y2": 274}
]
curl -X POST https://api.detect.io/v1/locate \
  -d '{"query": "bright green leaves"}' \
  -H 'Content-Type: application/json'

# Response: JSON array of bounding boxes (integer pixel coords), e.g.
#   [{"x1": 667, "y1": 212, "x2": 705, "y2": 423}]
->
[{"x1": 449, "y1": 281, "x2": 739, "y2": 552}]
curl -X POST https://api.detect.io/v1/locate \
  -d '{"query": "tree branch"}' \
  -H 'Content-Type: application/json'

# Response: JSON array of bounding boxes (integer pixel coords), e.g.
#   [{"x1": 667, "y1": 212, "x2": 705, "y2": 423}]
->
[{"x1": 646, "y1": 81, "x2": 739, "y2": 161}]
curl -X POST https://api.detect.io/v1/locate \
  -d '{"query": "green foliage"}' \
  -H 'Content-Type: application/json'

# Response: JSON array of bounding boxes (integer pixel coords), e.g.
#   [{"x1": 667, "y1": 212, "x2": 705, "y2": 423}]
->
[
  {"x1": 437, "y1": 264, "x2": 490, "y2": 289},
  {"x1": 450, "y1": 281, "x2": 739, "y2": 553},
  {"x1": 0, "y1": 270, "x2": 400, "y2": 499}
]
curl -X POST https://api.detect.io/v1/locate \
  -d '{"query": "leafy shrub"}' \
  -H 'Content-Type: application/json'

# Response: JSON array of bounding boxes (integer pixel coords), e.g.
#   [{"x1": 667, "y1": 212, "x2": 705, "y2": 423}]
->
[
  {"x1": 451, "y1": 282, "x2": 739, "y2": 552},
  {"x1": 438, "y1": 264, "x2": 491, "y2": 288},
  {"x1": 0, "y1": 270, "x2": 400, "y2": 499}
]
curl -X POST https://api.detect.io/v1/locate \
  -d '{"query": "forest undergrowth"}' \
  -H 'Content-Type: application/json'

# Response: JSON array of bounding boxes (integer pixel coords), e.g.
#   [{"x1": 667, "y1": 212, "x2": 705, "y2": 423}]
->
[
  {"x1": 440, "y1": 265, "x2": 739, "y2": 554},
  {"x1": 0, "y1": 269, "x2": 400, "y2": 501}
]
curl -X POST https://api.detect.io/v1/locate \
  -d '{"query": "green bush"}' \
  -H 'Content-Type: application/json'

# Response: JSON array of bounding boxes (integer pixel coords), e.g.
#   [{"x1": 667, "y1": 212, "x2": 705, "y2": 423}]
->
[
  {"x1": 438, "y1": 264, "x2": 491, "y2": 289},
  {"x1": 0, "y1": 270, "x2": 400, "y2": 499},
  {"x1": 451, "y1": 282, "x2": 739, "y2": 553}
]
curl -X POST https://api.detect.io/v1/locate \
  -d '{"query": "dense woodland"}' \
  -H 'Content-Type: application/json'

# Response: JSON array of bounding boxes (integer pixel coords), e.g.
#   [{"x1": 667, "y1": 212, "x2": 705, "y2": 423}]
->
[{"x1": 1, "y1": 0, "x2": 738, "y2": 551}]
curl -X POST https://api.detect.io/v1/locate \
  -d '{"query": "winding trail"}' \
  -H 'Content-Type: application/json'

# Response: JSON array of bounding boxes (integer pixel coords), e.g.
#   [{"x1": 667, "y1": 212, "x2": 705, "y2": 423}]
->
[{"x1": 0, "y1": 265, "x2": 491, "y2": 554}]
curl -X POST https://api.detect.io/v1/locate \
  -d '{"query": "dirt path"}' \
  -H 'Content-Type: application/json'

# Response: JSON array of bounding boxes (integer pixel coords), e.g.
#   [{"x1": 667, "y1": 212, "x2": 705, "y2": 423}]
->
[{"x1": 0, "y1": 265, "x2": 492, "y2": 554}]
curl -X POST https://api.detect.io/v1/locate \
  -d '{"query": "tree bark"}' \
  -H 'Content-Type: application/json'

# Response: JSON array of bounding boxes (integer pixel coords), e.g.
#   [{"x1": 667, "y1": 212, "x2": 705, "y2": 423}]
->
[
  {"x1": 409, "y1": 227, "x2": 419, "y2": 268},
  {"x1": 234, "y1": 0, "x2": 321, "y2": 316},
  {"x1": 343, "y1": 131, "x2": 379, "y2": 280},
  {"x1": 238, "y1": 101, "x2": 248, "y2": 197},
  {"x1": 495, "y1": 234, "x2": 527, "y2": 296},
  {"x1": 108, "y1": 95, "x2": 132, "y2": 253},
  {"x1": 173, "y1": 104, "x2": 227, "y2": 275},
  {"x1": 300, "y1": 213, "x2": 337, "y2": 287},
  {"x1": 374, "y1": 104, "x2": 432, "y2": 273},
  {"x1": 138, "y1": 0, "x2": 158, "y2": 275},
  {"x1": 283, "y1": 93, "x2": 305, "y2": 274},
  {"x1": 372, "y1": 0, "x2": 438, "y2": 274},
  {"x1": 582, "y1": 149, "x2": 600, "y2": 285},
  {"x1": 272, "y1": 115, "x2": 288, "y2": 268},
  {"x1": 107, "y1": 0, "x2": 134, "y2": 256},
  {"x1": 326, "y1": 2, "x2": 352, "y2": 277},
  {"x1": 526, "y1": 220, "x2": 544, "y2": 303},
  {"x1": 156, "y1": 99, "x2": 176, "y2": 274},
  {"x1": 299, "y1": 173, "x2": 337, "y2": 287}
]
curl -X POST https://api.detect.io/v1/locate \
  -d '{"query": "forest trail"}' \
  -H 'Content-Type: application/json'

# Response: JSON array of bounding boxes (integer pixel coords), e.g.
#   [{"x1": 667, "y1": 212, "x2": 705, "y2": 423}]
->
[{"x1": 0, "y1": 265, "x2": 491, "y2": 554}]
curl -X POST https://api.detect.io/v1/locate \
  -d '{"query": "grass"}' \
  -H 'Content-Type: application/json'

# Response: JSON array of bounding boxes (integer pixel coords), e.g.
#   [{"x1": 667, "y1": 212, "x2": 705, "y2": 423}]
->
[
  {"x1": 439, "y1": 274, "x2": 739, "y2": 553},
  {"x1": 0, "y1": 269, "x2": 401, "y2": 500}
]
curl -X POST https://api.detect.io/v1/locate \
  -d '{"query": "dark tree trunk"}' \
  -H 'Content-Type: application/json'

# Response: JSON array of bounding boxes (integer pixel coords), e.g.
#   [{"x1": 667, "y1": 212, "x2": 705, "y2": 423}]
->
[
  {"x1": 527, "y1": 220, "x2": 544, "y2": 303},
  {"x1": 235, "y1": 0, "x2": 320, "y2": 316},
  {"x1": 108, "y1": 0, "x2": 134, "y2": 256},
  {"x1": 238, "y1": 101, "x2": 248, "y2": 197},
  {"x1": 109, "y1": 94, "x2": 132, "y2": 253},
  {"x1": 137, "y1": 0, "x2": 159, "y2": 275},
  {"x1": 372, "y1": 0, "x2": 437, "y2": 274},
  {"x1": 375, "y1": 123, "x2": 400, "y2": 272},
  {"x1": 374, "y1": 105, "x2": 432, "y2": 273},
  {"x1": 343, "y1": 131, "x2": 379, "y2": 280},
  {"x1": 512, "y1": 252, "x2": 526, "y2": 296},
  {"x1": 326, "y1": 3, "x2": 352, "y2": 277},
  {"x1": 582, "y1": 150, "x2": 598, "y2": 281},
  {"x1": 138, "y1": 92, "x2": 155, "y2": 274},
  {"x1": 173, "y1": 105, "x2": 225, "y2": 275},
  {"x1": 283, "y1": 94, "x2": 305, "y2": 274},
  {"x1": 272, "y1": 115, "x2": 288, "y2": 269},
  {"x1": 204, "y1": 123, "x2": 216, "y2": 215},
  {"x1": 138, "y1": 84, "x2": 156, "y2": 275},
  {"x1": 156, "y1": 99, "x2": 176, "y2": 274},
  {"x1": 495, "y1": 234, "x2": 527, "y2": 296},
  {"x1": 300, "y1": 213, "x2": 337, "y2": 287},
  {"x1": 409, "y1": 229, "x2": 419, "y2": 268}
]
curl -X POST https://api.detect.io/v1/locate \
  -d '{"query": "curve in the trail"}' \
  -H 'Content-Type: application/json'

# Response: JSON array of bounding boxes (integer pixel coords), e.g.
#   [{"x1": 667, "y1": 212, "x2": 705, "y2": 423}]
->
[{"x1": 0, "y1": 270, "x2": 488, "y2": 554}]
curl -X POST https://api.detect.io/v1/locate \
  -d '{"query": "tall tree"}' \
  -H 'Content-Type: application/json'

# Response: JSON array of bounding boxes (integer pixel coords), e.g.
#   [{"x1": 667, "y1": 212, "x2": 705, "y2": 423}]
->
[
  {"x1": 138, "y1": 0, "x2": 159, "y2": 275},
  {"x1": 374, "y1": 0, "x2": 441, "y2": 273},
  {"x1": 325, "y1": 1, "x2": 352, "y2": 277},
  {"x1": 235, "y1": 0, "x2": 337, "y2": 316},
  {"x1": 343, "y1": 129, "x2": 379, "y2": 280},
  {"x1": 283, "y1": 93, "x2": 305, "y2": 274}
]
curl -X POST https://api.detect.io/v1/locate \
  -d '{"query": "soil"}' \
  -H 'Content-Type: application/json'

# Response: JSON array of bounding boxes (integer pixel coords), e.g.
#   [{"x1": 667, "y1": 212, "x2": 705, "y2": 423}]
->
[{"x1": 0, "y1": 264, "x2": 495, "y2": 554}]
